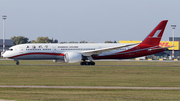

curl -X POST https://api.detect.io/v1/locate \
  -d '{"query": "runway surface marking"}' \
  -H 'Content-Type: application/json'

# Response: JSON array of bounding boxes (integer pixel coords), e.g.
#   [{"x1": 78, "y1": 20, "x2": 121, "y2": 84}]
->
[
  {"x1": 0, "y1": 100, "x2": 15, "y2": 101},
  {"x1": 0, "y1": 86, "x2": 180, "y2": 90}
]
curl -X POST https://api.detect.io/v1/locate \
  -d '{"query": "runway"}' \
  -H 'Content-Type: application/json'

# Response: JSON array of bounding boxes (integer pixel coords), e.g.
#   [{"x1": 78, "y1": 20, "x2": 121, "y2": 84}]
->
[
  {"x1": 1, "y1": 63, "x2": 180, "y2": 67},
  {"x1": 0, "y1": 86, "x2": 180, "y2": 90}
]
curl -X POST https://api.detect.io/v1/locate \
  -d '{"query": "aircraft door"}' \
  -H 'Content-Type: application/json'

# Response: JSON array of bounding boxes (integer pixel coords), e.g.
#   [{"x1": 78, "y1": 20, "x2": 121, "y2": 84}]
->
[
  {"x1": 52, "y1": 46, "x2": 56, "y2": 53},
  {"x1": 19, "y1": 47, "x2": 24, "y2": 54},
  {"x1": 52, "y1": 46, "x2": 58, "y2": 59}
]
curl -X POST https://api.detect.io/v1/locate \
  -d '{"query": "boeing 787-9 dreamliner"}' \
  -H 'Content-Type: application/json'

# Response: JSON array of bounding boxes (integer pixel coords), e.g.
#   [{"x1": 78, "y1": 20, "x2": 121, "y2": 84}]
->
[{"x1": 3, "y1": 20, "x2": 168, "y2": 65}]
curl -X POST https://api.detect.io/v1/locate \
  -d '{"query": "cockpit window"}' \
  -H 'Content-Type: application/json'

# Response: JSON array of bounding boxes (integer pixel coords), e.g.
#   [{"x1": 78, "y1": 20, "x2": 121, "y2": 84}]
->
[{"x1": 9, "y1": 48, "x2": 13, "y2": 51}]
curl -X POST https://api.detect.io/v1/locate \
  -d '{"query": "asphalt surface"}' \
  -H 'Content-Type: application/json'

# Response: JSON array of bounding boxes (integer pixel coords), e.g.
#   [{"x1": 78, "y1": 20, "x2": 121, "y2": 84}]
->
[
  {"x1": 1, "y1": 59, "x2": 178, "y2": 68},
  {"x1": 0, "y1": 86, "x2": 180, "y2": 90}
]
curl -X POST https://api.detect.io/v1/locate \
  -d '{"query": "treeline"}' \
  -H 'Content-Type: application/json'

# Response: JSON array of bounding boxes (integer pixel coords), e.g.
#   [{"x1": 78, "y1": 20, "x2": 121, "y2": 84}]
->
[
  {"x1": 11, "y1": 36, "x2": 117, "y2": 45},
  {"x1": 11, "y1": 36, "x2": 58, "y2": 45}
]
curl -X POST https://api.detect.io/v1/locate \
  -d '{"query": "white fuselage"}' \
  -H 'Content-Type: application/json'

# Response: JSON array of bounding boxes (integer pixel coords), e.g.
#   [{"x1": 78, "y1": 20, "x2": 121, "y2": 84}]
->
[{"x1": 3, "y1": 43, "x2": 134, "y2": 60}]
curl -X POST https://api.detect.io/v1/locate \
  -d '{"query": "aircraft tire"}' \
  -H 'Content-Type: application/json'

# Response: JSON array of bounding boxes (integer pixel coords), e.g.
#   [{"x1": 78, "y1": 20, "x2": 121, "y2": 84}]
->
[
  {"x1": 16, "y1": 61, "x2": 19, "y2": 65},
  {"x1": 87, "y1": 62, "x2": 95, "y2": 65},
  {"x1": 91, "y1": 62, "x2": 95, "y2": 65},
  {"x1": 80, "y1": 62, "x2": 95, "y2": 65},
  {"x1": 80, "y1": 62, "x2": 86, "y2": 65},
  {"x1": 88, "y1": 62, "x2": 91, "y2": 65}
]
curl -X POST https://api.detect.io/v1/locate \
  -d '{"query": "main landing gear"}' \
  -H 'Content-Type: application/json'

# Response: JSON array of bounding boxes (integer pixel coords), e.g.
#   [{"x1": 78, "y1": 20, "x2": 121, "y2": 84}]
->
[
  {"x1": 80, "y1": 61, "x2": 95, "y2": 65},
  {"x1": 80, "y1": 56, "x2": 95, "y2": 65},
  {"x1": 14, "y1": 59, "x2": 19, "y2": 65}
]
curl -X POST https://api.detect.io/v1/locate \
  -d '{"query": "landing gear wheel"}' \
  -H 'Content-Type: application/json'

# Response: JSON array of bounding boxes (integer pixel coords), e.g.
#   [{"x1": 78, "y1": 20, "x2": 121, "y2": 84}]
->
[
  {"x1": 16, "y1": 61, "x2": 19, "y2": 65},
  {"x1": 91, "y1": 62, "x2": 95, "y2": 65},
  {"x1": 80, "y1": 62, "x2": 86, "y2": 65},
  {"x1": 88, "y1": 62, "x2": 91, "y2": 65},
  {"x1": 89, "y1": 62, "x2": 95, "y2": 65},
  {"x1": 80, "y1": 61, "x2": 95, "y2": 65}
]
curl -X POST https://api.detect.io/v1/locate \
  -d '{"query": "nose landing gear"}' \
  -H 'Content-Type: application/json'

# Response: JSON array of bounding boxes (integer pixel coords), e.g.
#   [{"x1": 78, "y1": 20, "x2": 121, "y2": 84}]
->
[
  {"x1": 14, "y1": 59, "x2": 19, "y2": 65},
  {"x1": 80, "y1": 56, "x2": 95, "y2": 65},
  {"x1": 16, "y1": 61, "x2": 19, "y2": 65}
]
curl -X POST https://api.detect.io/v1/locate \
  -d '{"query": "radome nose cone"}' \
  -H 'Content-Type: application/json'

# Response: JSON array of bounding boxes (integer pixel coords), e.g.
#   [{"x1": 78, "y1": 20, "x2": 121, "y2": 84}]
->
[
  {"x1": 2, "y1": 54, "x2": 5, "y2": 58},
  {"x1": 2, "y1": 52, "x2": 6, "y2": 58}
]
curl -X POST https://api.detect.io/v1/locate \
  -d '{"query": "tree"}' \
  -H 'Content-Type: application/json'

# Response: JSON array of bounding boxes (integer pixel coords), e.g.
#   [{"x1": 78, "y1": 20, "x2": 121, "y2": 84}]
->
[
  {"x1": 69, "y1": 41, "x2": 78, "y2": 43},
  {"x1": 80, "y1": 40, "x2": 88, "y2": 43},
  {"x1": 104, "y1": 41, "x2": 113, "y2": 43},
  {"x1": 36, "y1": 37, "x2": 53, "y2": 43},
  {"x1": 11, "y1": 36, "x2": 29, "y2": 45},
  {"x1": 53, "y1": 39, "x2": 58, "y2": 43},
  {"x1": 31, "y1": 40, "x2": 36, "y2": 43},
  {"x1": 114, "y1": 41, "x2": 117, "y2": 43}
]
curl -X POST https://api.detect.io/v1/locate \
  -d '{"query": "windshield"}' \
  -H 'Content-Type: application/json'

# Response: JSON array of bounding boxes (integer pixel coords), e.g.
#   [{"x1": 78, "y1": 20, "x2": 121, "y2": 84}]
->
[{"x1": 9, "y1": 48, "x2": 13, "y2": 51}]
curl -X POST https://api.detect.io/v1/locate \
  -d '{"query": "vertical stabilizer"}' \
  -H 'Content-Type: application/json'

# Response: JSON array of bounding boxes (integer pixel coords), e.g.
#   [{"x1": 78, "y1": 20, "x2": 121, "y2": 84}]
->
[{"x1": 139, "y1": 20, "x2": 168, "y2": 46}]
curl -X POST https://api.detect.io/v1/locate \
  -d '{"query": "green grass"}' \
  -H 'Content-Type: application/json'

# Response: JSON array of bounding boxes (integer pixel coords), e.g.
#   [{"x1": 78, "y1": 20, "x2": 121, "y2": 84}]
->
[
  {"x1": 0, "y1": 60, "x2": 180, "y2": 87},
  {"x1": 1, "y1": 88, "x2": 180, "y2": 101},
  {"x1": 1, "y1": 60, "x2": 180, "y2": 100}
]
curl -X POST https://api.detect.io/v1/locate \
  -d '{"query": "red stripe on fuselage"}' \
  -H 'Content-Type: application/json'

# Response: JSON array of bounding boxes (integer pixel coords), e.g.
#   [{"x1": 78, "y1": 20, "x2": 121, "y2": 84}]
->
[
  {"x1": 9, "y1": 52, "x2": 64, "y2": 59},
  {"x1": 93, "y1": 45, "x2": 165, "y2": 59}
]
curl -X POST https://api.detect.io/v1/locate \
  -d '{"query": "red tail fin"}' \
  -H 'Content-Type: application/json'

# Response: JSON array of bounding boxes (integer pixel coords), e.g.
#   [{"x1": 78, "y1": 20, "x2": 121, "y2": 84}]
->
[{"x1": 139, "y1": 20, "x2": 168, "y2": 46}]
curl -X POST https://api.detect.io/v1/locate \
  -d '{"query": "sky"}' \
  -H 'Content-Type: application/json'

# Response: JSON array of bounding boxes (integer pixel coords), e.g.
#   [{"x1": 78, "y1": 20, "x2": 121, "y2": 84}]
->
[{"x1": 0, "y1": 0, "x2": 180, "y2": 43}]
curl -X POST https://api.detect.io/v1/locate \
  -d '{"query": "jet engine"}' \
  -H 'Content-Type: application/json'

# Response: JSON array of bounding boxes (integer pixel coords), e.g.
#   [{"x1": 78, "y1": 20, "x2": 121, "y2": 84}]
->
[{"x1": 64, "y1": 52, "x2": 82, "y2": 63}]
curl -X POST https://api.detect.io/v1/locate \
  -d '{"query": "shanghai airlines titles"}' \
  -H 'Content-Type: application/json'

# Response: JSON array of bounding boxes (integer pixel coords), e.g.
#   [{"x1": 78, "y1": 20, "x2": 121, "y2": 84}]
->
[{"x1": 3, "y1": 20, "x2": 168, "y2": 65}]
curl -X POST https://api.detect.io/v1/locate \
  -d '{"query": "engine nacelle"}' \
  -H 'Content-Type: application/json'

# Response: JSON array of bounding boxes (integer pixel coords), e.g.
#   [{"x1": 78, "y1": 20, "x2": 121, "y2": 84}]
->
[{"x1": 64, "y1": 52, "x2": 82, "y2": 63}]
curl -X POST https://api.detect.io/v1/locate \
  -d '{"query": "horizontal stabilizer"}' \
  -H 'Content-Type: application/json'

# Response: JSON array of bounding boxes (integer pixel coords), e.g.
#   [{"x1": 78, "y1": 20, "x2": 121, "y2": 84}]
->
[{"x1": 149, "y1": 46, "x2": 174, "y2": 51}]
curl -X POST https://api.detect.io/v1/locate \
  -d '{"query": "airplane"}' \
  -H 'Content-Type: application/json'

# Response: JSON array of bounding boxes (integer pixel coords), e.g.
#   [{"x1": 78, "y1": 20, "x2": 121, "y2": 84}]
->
[{"x1": 3, "y1": 20, "x2": 168, "y2": 65}]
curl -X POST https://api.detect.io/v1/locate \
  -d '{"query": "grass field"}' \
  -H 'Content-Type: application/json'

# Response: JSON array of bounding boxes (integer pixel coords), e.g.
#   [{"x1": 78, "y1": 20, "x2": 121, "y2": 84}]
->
[{"x1": 0, "y1": 60, "x2": 180, "y2": 101}]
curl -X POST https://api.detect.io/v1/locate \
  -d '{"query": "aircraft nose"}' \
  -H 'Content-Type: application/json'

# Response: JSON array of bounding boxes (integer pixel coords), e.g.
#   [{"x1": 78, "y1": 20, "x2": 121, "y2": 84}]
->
[
  {"x1": 2, "y1": 52, "x2": 5, "y2": 57},
  {"x1": 2, "y1": 52, "x2": 7, "y2": 58}
]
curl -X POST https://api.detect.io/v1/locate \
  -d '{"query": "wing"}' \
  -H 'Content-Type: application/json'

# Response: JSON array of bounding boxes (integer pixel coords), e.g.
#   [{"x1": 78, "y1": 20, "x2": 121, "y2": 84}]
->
[{"x1": 81, "y1": 43, "x2": 139, "y2": 56}]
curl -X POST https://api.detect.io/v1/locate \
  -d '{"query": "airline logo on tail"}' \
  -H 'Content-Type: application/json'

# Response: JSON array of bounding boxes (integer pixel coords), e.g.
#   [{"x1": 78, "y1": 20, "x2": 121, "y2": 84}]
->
[
  {"x1": 139, "y1": 20, "x2": 167, "y2": 46},
  {"x1": 152, "y1": 30, "x2": 162, "y2": 38}
]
